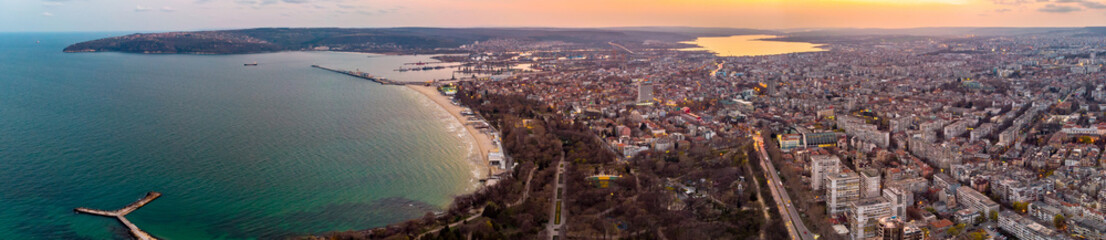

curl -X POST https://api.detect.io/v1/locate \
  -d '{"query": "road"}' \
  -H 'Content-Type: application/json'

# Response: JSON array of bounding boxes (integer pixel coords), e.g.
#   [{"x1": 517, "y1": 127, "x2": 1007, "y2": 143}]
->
[
  {"x1": 547, "y1": 154, "x2": 567, "y2": 240},
  {"x1": 753, "y1": 132, "x2": 814, "y2": 240},
  {"x1": 710, "y1": 60, "x2": 726, "y2": 78}
]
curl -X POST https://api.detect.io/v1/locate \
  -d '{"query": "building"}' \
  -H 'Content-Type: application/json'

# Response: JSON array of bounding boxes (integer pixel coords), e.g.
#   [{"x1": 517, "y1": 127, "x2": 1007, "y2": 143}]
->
[
  {"x1": 957, "y1": 186, "x2": 999, "y2": 214},
  {"x1": 811, "y1": 155, "x2": 841, "y2": 191},
  {"x1": 849, "y1": 197, "x2": 893, "y2": 240},
  {"x1": 998, "y1": 210, "x2": 1068, "y2": 240},
  {"x1": 1071, "y1": 218, "x2": 1106, "y2": 240},
  {"x1": 1028, "y1": 201, "x2": 1062, "y2": 223},
  {"x1": 860, "y1": 168, "x2": 882, "y2": 198},
  {"x1": 778, "y1": 133, "x2": 803, "y2": 152},
  {"x1": 636, "y1": 79, "x2": 653, "y2": 105},
  {"x1": 488, "y1": 150, "x2": 505, "y2": 169},
  {"x1": 827, "y1": 170, "x2": 861, "y2": 215},
  {"x1": 877, "y1": 216, "x2": 923, "y2": 240},
  {"x1": 804, "y1": 132, "x2": 840, "y2": 148},
  {"x1": 882, "y1": 187, "x2": 912, "y2": 218}
]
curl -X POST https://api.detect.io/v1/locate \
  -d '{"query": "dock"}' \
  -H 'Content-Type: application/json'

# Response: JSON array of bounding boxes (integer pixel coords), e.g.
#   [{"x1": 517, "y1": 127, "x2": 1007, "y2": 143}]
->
[
  {"x1": 312, "y1": 65, "x2": 413, "y2": 85},
  {"x1": 75, "y1": 192, "x2": 161, "y2": 240}
]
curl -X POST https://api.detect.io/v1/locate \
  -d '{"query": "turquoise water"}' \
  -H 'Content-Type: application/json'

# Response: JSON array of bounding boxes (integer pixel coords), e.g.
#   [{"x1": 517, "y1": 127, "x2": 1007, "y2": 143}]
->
[{"x1": 0, "y1": 33, "x2": 480, "y2": 239}]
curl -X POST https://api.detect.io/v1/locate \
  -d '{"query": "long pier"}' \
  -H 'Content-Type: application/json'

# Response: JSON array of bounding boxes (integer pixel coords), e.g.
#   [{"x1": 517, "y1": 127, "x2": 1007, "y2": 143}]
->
[
  {"x1": 75, "y1": 192, "x2": 161, "y2": 240},
  {"x1": 312, "y1": 65, "x2": 414, "y2": 85}
]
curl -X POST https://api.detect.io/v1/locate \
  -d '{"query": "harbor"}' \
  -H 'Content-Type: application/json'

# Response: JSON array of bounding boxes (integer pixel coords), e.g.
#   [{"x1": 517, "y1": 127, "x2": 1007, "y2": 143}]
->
[{"x1": 312, "y1": 65, "x2": 411, "y2": 85}]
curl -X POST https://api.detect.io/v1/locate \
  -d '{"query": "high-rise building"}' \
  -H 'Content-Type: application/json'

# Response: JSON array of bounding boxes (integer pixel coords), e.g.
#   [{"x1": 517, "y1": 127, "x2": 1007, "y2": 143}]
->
[
  {"x1": 882, "y1": 187, "x2": 912, "y2": 218},
  {"x1": 636, "y1": 79, "x2": 653, "y2": 105},
  {"x1": 849, "y1": 197, "x2": 893, "y2": 240},
  {"x1": 811, "y1": 155, "x2": 841, "y2": 191},
  {"x1": 826, "y1": 170, "x2": 860, "y2": 215},
  {"x1": 860, "y1": 168, "x2": 881, "y2": 198}
]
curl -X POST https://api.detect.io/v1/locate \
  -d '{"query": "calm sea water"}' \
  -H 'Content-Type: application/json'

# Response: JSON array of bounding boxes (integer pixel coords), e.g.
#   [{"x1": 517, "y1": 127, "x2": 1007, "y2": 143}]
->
[
  {"x1": 681, "y1": 34, "x2": 825, "y2": 57},
  {"x1": 0, "y1": 33, "x2": 480, "y2": 239}
]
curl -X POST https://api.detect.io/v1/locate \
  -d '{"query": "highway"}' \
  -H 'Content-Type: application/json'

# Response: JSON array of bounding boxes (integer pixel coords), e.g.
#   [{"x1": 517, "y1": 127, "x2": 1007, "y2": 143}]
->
[
  {"x1": 753, "y1": 132, "x2": 815, "y2": 240},
  {"x1": 546, "y1": 154, "x2": 567, "y2": 240}
]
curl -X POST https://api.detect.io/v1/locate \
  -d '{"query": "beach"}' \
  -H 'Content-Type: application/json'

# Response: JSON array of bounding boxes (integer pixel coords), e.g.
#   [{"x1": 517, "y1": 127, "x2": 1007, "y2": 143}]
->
[{"x1": 406, "y1": 84, "x2": 502, "y2": 178}]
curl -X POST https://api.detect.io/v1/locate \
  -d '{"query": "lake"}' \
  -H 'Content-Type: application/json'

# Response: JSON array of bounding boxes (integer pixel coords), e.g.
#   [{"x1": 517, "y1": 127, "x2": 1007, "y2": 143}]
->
[{"x1": 681, "y1": 34, "x2": 826, "y2": 57}]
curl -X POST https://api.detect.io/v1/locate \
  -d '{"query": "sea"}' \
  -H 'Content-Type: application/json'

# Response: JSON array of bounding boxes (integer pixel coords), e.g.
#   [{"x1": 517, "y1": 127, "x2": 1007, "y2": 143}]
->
[{"x1": 0, "y1": 32, "x2": 482, "y2": 239}]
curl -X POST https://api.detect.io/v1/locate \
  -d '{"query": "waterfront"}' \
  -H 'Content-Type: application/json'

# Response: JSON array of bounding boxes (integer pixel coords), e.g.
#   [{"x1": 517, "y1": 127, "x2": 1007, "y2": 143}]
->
[
  {"x1": 0, "y1": 33, "x2": 483, "y2": 239},
  {"x1": 681, "y1": 34, "x2": 826, "y2": 57}
]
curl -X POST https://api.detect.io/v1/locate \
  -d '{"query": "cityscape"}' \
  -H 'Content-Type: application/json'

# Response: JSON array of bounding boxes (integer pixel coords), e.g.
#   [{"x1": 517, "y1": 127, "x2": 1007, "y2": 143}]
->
[{"x1": 3, "y1": 0, "x2": 1106, "y2": 240}]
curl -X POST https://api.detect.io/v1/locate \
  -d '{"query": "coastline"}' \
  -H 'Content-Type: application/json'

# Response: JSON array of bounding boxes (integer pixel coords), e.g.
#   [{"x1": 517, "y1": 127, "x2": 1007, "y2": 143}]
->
[{"x1": 405, "y1": 84, "x2": 501, "y2": 181}]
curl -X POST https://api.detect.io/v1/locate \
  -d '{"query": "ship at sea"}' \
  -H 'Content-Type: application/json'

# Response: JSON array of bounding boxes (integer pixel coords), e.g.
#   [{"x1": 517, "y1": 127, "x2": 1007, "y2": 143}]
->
[{"x1": 244, "y1": 62, "x2": 258, "y2": 66}]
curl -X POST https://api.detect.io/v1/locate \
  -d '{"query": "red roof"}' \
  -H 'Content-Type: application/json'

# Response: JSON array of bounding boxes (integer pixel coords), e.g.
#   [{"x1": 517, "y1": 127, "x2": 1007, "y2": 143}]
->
[{"x1": 929, "y1": 219, "x2": 953, "y2": 229}]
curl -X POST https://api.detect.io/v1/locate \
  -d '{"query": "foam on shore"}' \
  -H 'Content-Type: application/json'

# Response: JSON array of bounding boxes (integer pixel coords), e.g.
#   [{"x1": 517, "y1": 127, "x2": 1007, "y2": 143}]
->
[{"x1": 403, "y1": 85, "x2": 493, "y2": 190}]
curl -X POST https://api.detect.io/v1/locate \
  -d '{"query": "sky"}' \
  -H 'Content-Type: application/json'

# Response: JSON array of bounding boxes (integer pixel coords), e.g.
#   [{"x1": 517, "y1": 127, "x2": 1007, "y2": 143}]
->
[{"x1": 3, "y1": 0, "x2": 1105, "y2": 32}]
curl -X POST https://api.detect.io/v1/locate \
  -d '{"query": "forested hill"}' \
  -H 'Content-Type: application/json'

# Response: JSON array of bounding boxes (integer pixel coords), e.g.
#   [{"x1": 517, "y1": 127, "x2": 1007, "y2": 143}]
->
[{"x1": 62, "y1": 27, "x2": 777, "y2": 54}]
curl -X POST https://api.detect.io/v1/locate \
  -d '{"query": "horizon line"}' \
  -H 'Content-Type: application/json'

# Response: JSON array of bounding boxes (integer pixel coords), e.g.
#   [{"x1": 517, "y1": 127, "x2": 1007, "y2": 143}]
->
[{"x1": 4, "y1": 25, "x2": 1105, "y2": 34}]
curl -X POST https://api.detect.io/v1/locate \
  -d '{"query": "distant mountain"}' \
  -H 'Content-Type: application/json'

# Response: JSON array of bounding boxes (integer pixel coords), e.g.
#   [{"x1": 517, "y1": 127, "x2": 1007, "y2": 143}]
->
[
  {"x1": 64, "y1": 26, "x2": 1103, "y2": 54},
  {"x1": 63, "y1": 27, "x2": 747, "y2": 54},
  {"x1": 600, "y1": 27, "x2": 780, "y2": 37}
]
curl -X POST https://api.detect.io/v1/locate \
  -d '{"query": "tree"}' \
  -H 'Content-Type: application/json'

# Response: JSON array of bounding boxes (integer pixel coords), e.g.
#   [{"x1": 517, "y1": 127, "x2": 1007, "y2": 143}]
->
[
  {"x1": 969, "y1": 230, "x2": 987, "y2": 240},
  {"x1": 989, "y1": 210, "x2": 998, "y2": 222},
  {"x1": 948, "y1": 223, "x2": 966, "y2": 236},
  {"x1": 975, "y1": 211, "x2": 987, "y2": 225},
  {"x1": 1054, "y1": 214, "x2": 1067, "y2": 231},
  {"x1": 1012, "y1": 201, "x2": 1029, "y2": 213}
]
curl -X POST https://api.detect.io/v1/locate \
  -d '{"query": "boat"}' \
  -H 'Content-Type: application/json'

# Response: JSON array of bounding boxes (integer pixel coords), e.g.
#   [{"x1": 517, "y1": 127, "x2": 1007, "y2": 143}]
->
[{"x1": 244, "y1": 62, "x2": 258, "y2": 66}]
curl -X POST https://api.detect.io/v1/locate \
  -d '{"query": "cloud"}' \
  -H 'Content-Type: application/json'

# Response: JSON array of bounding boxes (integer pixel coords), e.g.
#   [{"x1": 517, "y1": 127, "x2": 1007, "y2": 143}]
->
[
  {"x1": 42, "y1": 2, "x2": 64, "y2": 6},
  {"x1": 1080, "y1": 1, "x2": 1106, "y2": 8},
  {"x1": 995, "y1": 8, "x2": 1012, "y2": 12},
  {"x1": 282, "y1": 0, "x2": 309, "y2": 3},
  {"x1": 1039, "y1": 3, "x2": 1083, "y2": 12},
  {"x1": 161, "y1": 6, "x2": 176, "y2": 12},
  {"x1": 992, "y1": 0, "x2": 1032, "y2": 5},
  {"x1": 41, "y1": 12, "x2": 54, "y2": 16},
  {"x1": 135, "y1": 5, "x2": 151, "y2": 12}
]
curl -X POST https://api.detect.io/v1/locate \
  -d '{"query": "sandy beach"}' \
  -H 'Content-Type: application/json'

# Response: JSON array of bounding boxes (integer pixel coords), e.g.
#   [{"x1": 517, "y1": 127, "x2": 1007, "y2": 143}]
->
[{"x1": 406, "y1": 84, "x2": 501, "y2": 178}]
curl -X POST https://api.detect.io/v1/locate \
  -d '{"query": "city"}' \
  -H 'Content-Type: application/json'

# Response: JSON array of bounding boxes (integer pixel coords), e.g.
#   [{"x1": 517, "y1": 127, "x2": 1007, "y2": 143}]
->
[
  {"x1": 4, "y1": 0, "x2": 1106, "y2": 239},
  {"x1": 347, "y1": 28, "x2": 1106, "y2": 239}
]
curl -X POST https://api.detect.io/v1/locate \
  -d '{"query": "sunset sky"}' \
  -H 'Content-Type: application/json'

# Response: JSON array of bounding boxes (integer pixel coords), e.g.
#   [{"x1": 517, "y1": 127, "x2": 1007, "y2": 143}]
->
[{"x1": 3, "y1": 0, "x2": 1105, "y2": 32}]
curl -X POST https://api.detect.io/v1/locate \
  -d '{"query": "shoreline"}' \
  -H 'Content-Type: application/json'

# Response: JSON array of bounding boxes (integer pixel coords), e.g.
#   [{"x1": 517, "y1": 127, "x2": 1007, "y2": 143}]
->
[{"x1": 405, "y1": 84, "x2": 501, "y2": 181}]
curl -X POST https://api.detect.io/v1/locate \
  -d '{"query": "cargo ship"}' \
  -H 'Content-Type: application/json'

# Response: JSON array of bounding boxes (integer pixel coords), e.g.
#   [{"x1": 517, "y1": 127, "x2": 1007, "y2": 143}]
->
[{"x1": 244, "y1": 62, "x2": 258, "y2": 66}]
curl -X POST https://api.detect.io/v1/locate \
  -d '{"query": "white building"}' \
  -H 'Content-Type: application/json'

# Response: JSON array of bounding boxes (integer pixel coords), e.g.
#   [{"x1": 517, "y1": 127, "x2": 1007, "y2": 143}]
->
[
  {"x1": 859, "y1": 168, "x2": 881, "y2": 198},
  {"x1": 999, "y1": 210, "x2": 1067, "y2": 240},
  {"x1": 883, "y1": 187, "x2": 912, "y2": 218},
  {"x1": 957, "y1": 186, "x2": 999, "y2": 214},
  {"x1": 811, "y1": 155, "x2": 841, "y2": 191},
  {"x1": 827, "y1": 171, "x2": 861, "y2": 215},
  {"x1": 849, "y1": 197, "x2": 893, "y2": 240}
]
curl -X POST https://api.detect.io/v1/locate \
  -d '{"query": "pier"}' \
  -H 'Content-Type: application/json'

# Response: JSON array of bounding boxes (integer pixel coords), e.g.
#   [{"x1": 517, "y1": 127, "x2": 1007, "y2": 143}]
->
[
  {"x1": 75, "y1": 192, "x2": 161, "y2": 240},
  {"x1": 312, "y1": 65, "x2": 411, "y2": 85}
]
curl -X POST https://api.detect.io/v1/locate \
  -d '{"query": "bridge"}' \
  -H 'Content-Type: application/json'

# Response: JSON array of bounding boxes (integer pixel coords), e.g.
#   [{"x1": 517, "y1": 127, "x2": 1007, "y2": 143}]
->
[{"x1": 75, "y1": 192, "x2": 161, "y2": 240}]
